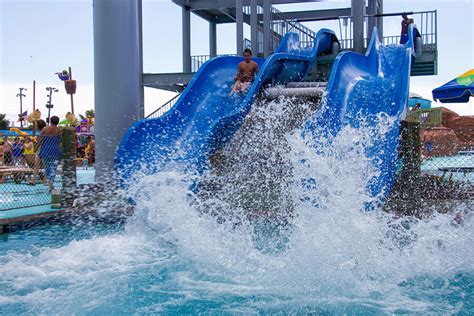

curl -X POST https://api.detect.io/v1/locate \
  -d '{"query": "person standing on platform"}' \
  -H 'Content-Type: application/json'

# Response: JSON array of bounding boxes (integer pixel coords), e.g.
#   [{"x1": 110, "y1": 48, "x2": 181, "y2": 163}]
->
[{"x1": 400, "y1": 14, "x2": 414, "y2": 44}]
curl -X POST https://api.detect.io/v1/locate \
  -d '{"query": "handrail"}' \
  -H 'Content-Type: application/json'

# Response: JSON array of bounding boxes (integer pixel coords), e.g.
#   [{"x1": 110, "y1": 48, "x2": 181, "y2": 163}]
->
[
  {"x1": 189, "y1": 10, "x2": 437, "y2": 72},
  {"x1": 146, "y1": 93, "x2": 181, "y2": 119},
  {"x1": 270, "y1": 6, "x2": 315, "y2": 39},
  {"x1": 242, "y1": 4, "x2": 316, "y2": 53},
  {"x1": 405, "y1": 108, "x2": 442, "y2": 128}
]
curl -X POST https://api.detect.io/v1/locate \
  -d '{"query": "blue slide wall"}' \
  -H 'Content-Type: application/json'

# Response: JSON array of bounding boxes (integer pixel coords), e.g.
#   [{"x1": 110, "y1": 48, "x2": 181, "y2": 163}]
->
[
  {"x1": 115, "y1": 29, "x2": 336, "y2": 181},
  {"x1": 303, "y1": 26, "x2": 417, "y2": 203}
]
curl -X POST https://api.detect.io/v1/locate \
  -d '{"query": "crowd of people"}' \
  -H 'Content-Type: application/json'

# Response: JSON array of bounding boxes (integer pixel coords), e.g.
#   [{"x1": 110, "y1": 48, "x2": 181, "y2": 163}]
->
[{"x1": 0, "y1": 117, "x2": 95, "y2": 191}]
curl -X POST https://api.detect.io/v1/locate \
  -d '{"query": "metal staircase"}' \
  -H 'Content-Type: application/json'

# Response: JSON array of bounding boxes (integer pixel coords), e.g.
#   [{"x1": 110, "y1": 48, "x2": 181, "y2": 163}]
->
[{"x1": 241, "y1": 4, "x2": 317, "y2": 53}]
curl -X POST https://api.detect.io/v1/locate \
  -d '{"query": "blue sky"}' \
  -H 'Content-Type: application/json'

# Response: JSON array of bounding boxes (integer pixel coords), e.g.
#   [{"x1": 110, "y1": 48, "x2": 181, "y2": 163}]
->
[{"x1": 1, "y1": 0, "x2": 473, "y2": 125}]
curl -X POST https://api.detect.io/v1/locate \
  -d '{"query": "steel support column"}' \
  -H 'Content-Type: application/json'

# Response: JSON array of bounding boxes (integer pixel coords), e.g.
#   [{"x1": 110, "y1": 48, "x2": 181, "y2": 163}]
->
[
  {"x1": 377, "y1": 0, "x2": 383, "y2": 38},
  {"x1": 351, "y1": 0, "x2": 366, "y2": 53},
  {"x1": 182, "y1": 6, "x2": 191, "y2": 72},
  {"x1": 263, "y1": 0, "x2": 271, "y2": 57},
  {"x1": 236, "y1": 0, "x2": 243, "y2": 54},
  {"x1": 209, "y1": 20, "x2": 217, "y2": 57},
  {"x1": 93, "y1": 0, "x2": 143, "y2": 179},
  {"x1": 368, "y1": 0, "x2": 376, "y2": 36},
  {"x1": 250, "y1": 0, "x2": 258, "y2": 55}
]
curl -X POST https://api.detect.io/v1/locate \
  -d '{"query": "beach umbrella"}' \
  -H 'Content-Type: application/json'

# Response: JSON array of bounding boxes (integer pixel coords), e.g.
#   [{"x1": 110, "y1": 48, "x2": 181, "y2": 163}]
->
[{"x1": 432, "y1": 69, "x2": 474, "y2": 103}]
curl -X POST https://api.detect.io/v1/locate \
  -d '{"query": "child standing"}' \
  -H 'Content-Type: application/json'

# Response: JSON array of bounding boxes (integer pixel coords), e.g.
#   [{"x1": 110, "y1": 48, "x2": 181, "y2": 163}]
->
[{"x1": 11, "y1": 137, "x2": 23, "y2": 166}]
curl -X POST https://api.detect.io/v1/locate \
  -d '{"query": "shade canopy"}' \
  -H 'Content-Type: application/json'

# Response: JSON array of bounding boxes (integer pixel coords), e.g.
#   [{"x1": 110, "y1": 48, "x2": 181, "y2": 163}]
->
[
  {"x1": 432, "y1": 69, "x2": 474, "y2": 103},
  {"x1": 408, "y1": 97, "x2": 431, "y2": 109}
]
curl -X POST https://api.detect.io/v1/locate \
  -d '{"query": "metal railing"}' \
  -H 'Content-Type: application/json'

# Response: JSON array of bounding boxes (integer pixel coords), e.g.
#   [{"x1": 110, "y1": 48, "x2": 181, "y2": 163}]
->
[
  {"x1": 190, "y1": 10, "x2": 437, "y2": 73},
  {"x1": 338, "y1": 10, "x2": 437, "y2": 50},
  {"x1": 403, "y1": 107, "x2": 474, "y2": 183},
  {"x1": 146, "y1": 93, "x2": 181, "y2": 119},
  {"x1": 406, "y1": 108, "x2": 443, "y2": 128},
  {"x1": 242, "y1": 4, "x2": 316, "y2": 55},
  {"x1": 191, "y1": 54, "x2": 239, "y2": 72},
  {"x1": 191, "y1": 55, "x2": 211, "y2": 72}
]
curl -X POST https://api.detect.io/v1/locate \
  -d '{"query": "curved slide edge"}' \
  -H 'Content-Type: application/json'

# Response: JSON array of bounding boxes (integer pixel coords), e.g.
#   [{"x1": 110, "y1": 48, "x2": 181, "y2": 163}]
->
[
  {"x1": 302, "y1": 25, "x2": 418, "y2": 204},
  {"x1": 115, "y1": 29, "x2": 336, "y2": 183}
]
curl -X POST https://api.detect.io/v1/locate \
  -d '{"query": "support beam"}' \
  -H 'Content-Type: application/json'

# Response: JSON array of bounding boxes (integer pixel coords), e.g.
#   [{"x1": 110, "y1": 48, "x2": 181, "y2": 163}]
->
[
  {"x1": 250, "y1": 0, "x2": 258, "y2": 55},
  {"x1": 93, "y1": 0, "x2": 143, "y2": 179},
  {"x1": 209, "y1": 20, "x2": 217, "y2": 57},
  {"x1": 236, "y1": 0, "x2": 243, "y2": 54},
  {"x1": 368, "y1": 0, "x2": 376, "y2": 35},
  {"x1": 263, "y1": 0, "x2": 271, "y2": 57},
  {"x1": 172, "y1": 0, "x2": 325, "y2": 10},
  {"x1": 142, "y1": 72, "x2": 194, "y2": 92},
  {"x1": 377, "y1": 0, "x2": 383, "y2": 38},
  {"x1": 264, "y1": 8, "x2": 352, "y2": 21},
  {"x1": 351, "y1": 0, "x2": 365, "y2": 53},
  {"x1": 138, "y1": 0, "x2": 144, "y2": 118},
  {"x1": 182, "y1": 6, "x2": 191, "y2": 72}
]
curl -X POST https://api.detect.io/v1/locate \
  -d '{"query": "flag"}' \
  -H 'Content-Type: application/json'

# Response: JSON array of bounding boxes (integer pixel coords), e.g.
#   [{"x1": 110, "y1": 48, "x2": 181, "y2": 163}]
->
[{"x1": 18, "y1": 110, "x2": 28, "y2": 121}]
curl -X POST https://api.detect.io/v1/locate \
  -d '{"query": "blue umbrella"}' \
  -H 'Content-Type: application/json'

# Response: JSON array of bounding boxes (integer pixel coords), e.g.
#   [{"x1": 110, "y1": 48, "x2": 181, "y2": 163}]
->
[{"x1": 432, "y1": 69, "x2": 474, "y2": 103}]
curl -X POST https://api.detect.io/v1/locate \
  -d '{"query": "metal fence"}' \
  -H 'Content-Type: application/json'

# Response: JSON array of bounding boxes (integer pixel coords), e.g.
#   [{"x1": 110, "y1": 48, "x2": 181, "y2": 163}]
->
[
  {"x1": 0, "y1": 127, "x2": 94, "y2": 211},
  {"x1": 421, "y1": 151, "x2": 474, "y2": 183},
  {"x1": 405, "y1": 108, "x2": 474, "y2": 183}
]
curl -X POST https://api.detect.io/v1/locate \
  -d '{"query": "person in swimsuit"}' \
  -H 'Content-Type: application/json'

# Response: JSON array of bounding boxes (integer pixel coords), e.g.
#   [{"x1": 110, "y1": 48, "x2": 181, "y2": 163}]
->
[
  {"x1": 24, "y1": 137, "x2": 35, "y2": 168},
  {"x1": 36, "y1": 116, "x2": 61, "y2": 191},
  {"x1": 400, "y1": 14, "x2": 414, "y2": 44},
  {"x1": 231, "y1": 48, "x2": 259, "y2": 95},
  {"x1": 1, "y1": 134, "x2": 12, "y2": 165},
  {"x1": 11, "y1": 137, "x2": 23, "y2": 166},
  {"x1": 30, "y1": 119, "x2": 47, "y2": 185}
]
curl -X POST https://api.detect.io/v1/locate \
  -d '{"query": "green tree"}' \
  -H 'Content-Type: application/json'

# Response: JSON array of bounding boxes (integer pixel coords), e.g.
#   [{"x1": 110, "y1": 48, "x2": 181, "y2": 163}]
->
[
  {"x1": 0, "y1": 114, "x2": 10, "y2": 130},
  {"x1": 85, "y1": 109, "x2": 95, "y2": 118}
]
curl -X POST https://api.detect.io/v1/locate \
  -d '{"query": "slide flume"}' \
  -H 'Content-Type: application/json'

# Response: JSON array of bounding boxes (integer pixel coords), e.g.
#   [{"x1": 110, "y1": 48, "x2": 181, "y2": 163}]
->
[
  {"x1": 302, "y1": 26, "x2": 418, "y2": 204},
  {"x1": 115, "y1": 29, "x2": 337, "y2": 182}
]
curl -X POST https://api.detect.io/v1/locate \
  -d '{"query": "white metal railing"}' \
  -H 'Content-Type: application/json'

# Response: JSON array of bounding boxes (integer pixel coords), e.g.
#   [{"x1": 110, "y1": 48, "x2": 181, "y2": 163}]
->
[
  {"x1": 190, "y1": 10, "x2": 437, "y2": 73},
  {"x1": 191, "y1": 55, "x2": 211, "y2": 72},
  {"x1": 242, "y1": 4, "x2": 316, "y2": 54},
  {"x1": 146, "y1": 94, "x2": 180, "y2": 119},
  {"x1": 191, "y1": 54, "x2": 238, "y2": 72},
  {"x1": 338, "y1": 10, "x2": 437, "y2": 50}
]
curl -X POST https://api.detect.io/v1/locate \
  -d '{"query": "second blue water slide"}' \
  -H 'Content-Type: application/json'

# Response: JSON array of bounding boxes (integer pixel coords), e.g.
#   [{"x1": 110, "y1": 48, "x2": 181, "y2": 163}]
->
[
  {"x1": 115, "y1": 29, "x2": 337, "y2": 181},
  {"x1": 303, "y1": 26, "x2": 418, "y2": 204}
]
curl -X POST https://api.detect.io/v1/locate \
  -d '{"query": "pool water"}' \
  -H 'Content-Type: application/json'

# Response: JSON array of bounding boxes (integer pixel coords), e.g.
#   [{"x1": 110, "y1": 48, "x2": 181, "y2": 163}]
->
[{"x1": 0, "y1": 103, "x2": 473, "y2": 314}]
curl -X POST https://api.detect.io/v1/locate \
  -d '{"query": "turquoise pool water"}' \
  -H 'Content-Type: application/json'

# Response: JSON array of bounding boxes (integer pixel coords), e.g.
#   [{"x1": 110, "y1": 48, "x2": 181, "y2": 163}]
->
[
  {"x1": 0, "y1": 168, "x2": 95, "y2": 211},
  {"x1": 0, "y1": 115, "x2": 472, "y2": 314},
  {"x1": 421, "y1": 154, "x2": 474, "y2": 182},
  {"x1": 1, "y1": 203, "x2": 472, "y2": 314}
]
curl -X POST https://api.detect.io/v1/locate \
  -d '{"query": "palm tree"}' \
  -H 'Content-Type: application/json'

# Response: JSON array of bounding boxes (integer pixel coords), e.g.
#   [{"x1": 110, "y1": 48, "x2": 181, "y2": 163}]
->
[{"x1": 85, "y1": 109, "x2": 95, "y2": 118}]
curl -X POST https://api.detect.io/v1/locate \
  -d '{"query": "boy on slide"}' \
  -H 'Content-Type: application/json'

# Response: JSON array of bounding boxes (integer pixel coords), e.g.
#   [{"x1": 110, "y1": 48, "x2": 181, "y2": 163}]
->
[{"x1": 231, "y1": 48, "x2": 259, "y2": 95}]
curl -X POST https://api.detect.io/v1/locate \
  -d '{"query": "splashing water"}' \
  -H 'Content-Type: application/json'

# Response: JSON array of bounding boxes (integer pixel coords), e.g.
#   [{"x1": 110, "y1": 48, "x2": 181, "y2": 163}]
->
[{"x1": 0, "y1": 98, "x2": 473, "y2": 314}]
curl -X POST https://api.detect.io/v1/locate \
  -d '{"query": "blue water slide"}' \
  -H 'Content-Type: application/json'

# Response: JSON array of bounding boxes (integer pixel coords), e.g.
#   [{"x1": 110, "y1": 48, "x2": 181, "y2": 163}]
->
[
  {"x1": 115, "y1": 29, "x2": 337, "y2": 181},
  {"x1": 303, "y1": 26, "x2": 417, "y2": 203}
]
